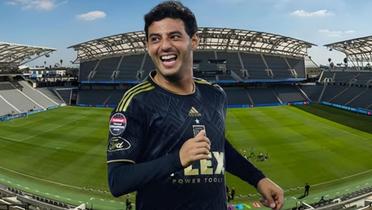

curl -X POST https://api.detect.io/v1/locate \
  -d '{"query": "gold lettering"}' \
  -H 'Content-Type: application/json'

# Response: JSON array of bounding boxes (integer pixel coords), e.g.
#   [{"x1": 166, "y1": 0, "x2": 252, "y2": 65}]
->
[
  {"x1": 213, "y1": 152, "x2": 225, "y2": 175},
  {"x1": 183, "y1": 151, "x2": 225, "y2": 176},
  {"x1": 200, "y1": 159, "x2": 213, "y2": 175},
  {"x1": 184, "y1": 164, "x2": 198, "y2": 176}
]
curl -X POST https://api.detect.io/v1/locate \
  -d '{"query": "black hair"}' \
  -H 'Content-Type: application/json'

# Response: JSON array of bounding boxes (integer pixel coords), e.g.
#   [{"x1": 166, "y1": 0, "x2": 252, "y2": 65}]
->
[{"x1": 144, "y1": 1, "x2": 198, "y2": 40}]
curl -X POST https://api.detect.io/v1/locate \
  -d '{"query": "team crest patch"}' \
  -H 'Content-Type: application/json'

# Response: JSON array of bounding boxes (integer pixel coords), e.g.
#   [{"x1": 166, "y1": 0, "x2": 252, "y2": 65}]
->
[
  {"x1": 109, "y1": 113, "x2": 127, "y2": 136},
  {"x1": 108, "y1": 137, "x2": 131, "y2": 152}
]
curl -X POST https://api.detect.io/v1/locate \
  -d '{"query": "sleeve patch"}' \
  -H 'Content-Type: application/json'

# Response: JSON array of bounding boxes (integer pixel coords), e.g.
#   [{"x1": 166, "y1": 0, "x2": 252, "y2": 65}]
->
[
  {"x1": 109, "y1": 113, "x2": 127, "y2": 136},
  {"x1": 108, "y1": 137, "x2": 132, "y2": 152}
]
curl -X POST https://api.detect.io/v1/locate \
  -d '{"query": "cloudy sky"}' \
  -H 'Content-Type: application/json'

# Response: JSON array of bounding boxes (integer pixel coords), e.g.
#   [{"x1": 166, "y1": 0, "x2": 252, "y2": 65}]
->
[{"x1": 1, "y1": 0, "x2": 371, "y2": 67}]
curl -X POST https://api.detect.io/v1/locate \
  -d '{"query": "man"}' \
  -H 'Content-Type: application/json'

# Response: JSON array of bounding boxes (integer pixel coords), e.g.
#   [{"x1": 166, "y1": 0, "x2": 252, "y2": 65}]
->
[
  {"x1": 304, "y1": 183, "x2": 310, "y2": 197},
  {"x1": 107, "y1": 1, "x2": 284, "y2": 210}
]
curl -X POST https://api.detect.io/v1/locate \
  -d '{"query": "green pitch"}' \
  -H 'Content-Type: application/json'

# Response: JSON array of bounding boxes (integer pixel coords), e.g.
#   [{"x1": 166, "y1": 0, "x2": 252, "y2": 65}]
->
[{"x1": 0, "y1": 104, "x2": 372, "y2": 209}]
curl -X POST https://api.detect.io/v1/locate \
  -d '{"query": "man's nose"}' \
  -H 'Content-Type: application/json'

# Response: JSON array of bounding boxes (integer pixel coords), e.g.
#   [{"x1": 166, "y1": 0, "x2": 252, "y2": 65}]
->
[{"x1": 160, "y1": 39, "x2": 172, "y2": 51}]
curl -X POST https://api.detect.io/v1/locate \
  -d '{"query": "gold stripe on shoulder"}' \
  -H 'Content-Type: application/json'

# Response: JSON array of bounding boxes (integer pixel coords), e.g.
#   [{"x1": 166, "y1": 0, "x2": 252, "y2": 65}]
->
[
  {"x1": 122, "y1": 85, "x2": 155, "y2": 112},
  {"x1": 107, "y1": 159, "x2": 136, "y2": 164},
  {"x1": 116, "y1": 81, "x2": 150, "y2": 112},
  {"x1": 194, "y1": 77, "x2": 211, "y2": 85}
]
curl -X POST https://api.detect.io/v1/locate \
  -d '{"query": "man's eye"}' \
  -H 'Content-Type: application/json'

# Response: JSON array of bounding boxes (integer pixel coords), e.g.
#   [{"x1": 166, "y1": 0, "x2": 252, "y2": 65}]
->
[
  {"x1": 150, "y1": 37, "x2": 160, "y2": 42},
  {"x1": 172, "y1": 35, "x2": 181, "y2": 40}
]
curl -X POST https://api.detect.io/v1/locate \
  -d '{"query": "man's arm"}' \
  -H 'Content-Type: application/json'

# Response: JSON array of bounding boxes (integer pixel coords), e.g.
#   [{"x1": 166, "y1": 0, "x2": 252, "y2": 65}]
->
[
  {"x1": 225, "y1": 139, "x2": 284, "y2": 210},
  {"x1": 108, "y1": 152, "x2": 182, "y2": 197},
  {"x1": 224, "y1": 140, "x2": 265, "y2": 187},
  {"x1": 108, "y1": 130, "x2": 210, "y2": 197}
]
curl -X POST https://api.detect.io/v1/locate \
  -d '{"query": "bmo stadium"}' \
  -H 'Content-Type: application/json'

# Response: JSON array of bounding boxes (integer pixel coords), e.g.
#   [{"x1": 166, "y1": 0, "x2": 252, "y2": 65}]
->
[{"x1": 0, "y1": 28, "x2": 372, "y2": 210}]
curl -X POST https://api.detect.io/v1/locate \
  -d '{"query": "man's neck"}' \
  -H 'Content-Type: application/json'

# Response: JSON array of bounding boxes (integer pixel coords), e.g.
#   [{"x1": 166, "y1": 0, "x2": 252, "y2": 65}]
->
[{"x1": 152, "y1": 72, "x2": 195, "y2": 95}]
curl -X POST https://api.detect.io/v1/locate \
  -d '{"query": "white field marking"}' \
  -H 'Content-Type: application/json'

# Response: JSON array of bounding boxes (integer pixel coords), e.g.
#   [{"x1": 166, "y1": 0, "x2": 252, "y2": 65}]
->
[
  {"x1": 0, "y1": 136, "x2": 23, "y2": 142},
  {"x1": 311, "y1": 169, "x2": 372, "y2": 187},
  {"x1": 20, "y1": 116, "x2": 84, "y2": 142},
  {"x1": 0, "y1": 165, "x2": 107, "y2": 194}
]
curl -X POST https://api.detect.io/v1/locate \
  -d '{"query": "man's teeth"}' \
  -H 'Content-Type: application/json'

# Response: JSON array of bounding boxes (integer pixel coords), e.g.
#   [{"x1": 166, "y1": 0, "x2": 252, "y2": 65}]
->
[{"x1": 160, "y1": 55, "x2": 177, "y2": 61}]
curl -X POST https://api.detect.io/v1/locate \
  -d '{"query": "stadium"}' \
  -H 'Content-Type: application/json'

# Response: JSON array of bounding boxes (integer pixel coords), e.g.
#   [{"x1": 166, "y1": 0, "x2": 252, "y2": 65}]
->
[{"x1": 1, "y1": 14, "x2": 372, "y2": 210}]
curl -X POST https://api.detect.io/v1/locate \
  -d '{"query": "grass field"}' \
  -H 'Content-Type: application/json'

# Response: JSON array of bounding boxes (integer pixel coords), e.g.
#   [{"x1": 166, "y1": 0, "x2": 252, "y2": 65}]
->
[{"x1": 0, "y1": 104, "x2": 372, "y2": 209}]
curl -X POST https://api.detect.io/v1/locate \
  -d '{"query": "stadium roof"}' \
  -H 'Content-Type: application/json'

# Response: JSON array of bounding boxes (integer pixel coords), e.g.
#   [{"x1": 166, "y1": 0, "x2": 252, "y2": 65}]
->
[
  {"x1": 324, "y1": 35, "x2": 372, "y2": 62},
  {"x1": 0, "y1": 42, "x2": 56, "y2": 69},
  {"x1": 70, "y1": 27, "x2": 315, "y2": 63}
]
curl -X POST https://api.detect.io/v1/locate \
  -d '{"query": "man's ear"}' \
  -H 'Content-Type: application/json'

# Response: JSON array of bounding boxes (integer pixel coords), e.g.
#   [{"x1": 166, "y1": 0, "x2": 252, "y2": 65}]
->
[
  {"x1": 145, "y1": 40, "x2": 149, "y2": 52},
  {"x1": 191, "y1": 33, "x2": 199, "y2": 50}
]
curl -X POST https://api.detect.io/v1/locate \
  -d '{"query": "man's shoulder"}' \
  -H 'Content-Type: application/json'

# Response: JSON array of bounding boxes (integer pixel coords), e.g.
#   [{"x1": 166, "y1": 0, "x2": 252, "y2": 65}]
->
[
  {"x1": 115, "y1": 81, "x2": 156, "y2": 112},
  {"x1": 194, "y1": 77, "x2": 225, "y2": 96}
]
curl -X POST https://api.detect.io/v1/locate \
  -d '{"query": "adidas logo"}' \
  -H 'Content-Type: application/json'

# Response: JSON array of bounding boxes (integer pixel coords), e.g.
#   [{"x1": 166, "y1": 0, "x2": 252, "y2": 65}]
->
[{"x1": 188, "y1": 106, "x2": 201, "y2": 117}]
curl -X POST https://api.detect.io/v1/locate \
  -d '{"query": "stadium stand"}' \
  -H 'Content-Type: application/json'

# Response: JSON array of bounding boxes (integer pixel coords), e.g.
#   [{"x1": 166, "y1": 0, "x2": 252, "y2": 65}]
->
[
  {"x1": 274, "y1": 86, "x2": 306, "y2": 103},
  {"x1": 69, "y1": 27, "x2": 314, "y2": 107},
  {"x1": 0, "y1": 185, "x2": 89, "y2": 210},
  {"x1": 0, "y1": 78, "x2": 65, "y2": 117},
  {"x1": 291, "y1": 186, "x2": 372, "y2": 210},
  {"x1": 0, "y1": 82, "x2": 42, "y2": 112},
  {"x1": 18, "y1": 80, "x2": 60, "y2": 108},
  {"x1": 38, "y1": 87, "x2": 66, "y2": 104},
  {"x1": 117, "y1": 55, "x2": 144, "y2": 81},
  {"x1": 248, "y1": 87, "x2": 281, "y2": 105}
]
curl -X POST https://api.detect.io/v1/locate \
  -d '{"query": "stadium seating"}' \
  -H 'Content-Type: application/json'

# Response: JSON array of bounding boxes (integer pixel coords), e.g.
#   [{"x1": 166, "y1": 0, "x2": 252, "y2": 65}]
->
[
  {"x1": 300, "y1": 85, "x2": 323, "y2": 102},
  {"x1": 18, "y1": 81, "x2": 60, "y2": 109},
  {"x1": 274, "y1": 86, "x2": 306, "y2": 103},
  {"x1": 93, "y1": 57, "x2": 121, "y2": 81},
  {"x1": 78, "y1": 51, "x2": 306, "y2": 83},
  {"x1": 0, "y1": 83, "x2": 42, "y2": 113},
  {"x1": 248, "y1": 88, "x2": 281, "y2": 105},
  {"x1": 118, "y1": 55, "x2": 144, "y2": 81},
  {"x1": 79, "y1": 60, "x2": 98, "y2": 81},
  {"x1": 55, "y1": 88, "x2": 72, "y2": 104},
  {"x1": 240, "y1": 53, "x2": 268, "y2": 79},
  {"x1": 77, "y1": 88, "x2": 125, "y2": 106},
  {"x1": 264, "y1": 55, "x2": 291, "y2": 79},
  {"x1": 37, "y1": 87, "x2": 65, "y2": 105},
  {"x1": 224, "y1": 87, "x2": 252, "y2": 105}
]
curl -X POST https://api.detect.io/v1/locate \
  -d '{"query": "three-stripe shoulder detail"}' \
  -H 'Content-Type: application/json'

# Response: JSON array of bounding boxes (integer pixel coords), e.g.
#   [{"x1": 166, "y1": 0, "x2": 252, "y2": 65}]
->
[
  {"x1": 194, "y1": 77, "x2": 211, "y2": 85},
  {"x1": 116, "y1": 82, "x2": 155, "y2": 112}
]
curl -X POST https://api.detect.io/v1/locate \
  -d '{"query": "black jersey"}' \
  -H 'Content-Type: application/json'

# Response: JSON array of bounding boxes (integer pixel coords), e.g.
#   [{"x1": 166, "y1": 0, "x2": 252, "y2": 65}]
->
[{"x1": 107, "y1": 72, "x2": 264, "y2": 210}]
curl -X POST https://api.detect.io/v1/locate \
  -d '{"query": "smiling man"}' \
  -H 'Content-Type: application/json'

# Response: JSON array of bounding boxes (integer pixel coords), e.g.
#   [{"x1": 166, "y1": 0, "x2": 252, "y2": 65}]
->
[{"x1": 107, "y1": 1, "x2": 284, "y2": 210}]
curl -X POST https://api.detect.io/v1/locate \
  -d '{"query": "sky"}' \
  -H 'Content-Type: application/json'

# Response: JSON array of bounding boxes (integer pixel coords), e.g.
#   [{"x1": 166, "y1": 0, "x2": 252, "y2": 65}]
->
[{"x1": 1, "y1": 0, "x2": 372, "y2": 67}]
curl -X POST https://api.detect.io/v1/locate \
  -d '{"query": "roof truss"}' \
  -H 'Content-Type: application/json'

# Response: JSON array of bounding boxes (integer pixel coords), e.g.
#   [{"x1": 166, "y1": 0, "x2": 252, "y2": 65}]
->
[
  {"x1": 70, "y1": 27, "x2": 315, "y2": 63},
  {"x1": 324, "y1": 35, "x2": 372, "y2": 63},
  {"x1": 0, "y1": 42, "x2": 55, "y2": 68}
]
